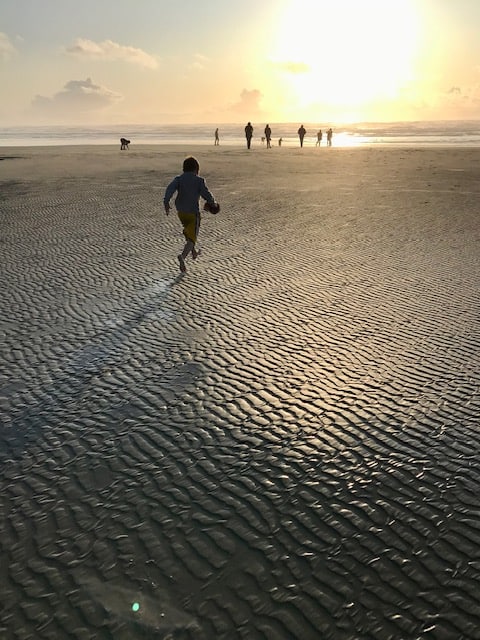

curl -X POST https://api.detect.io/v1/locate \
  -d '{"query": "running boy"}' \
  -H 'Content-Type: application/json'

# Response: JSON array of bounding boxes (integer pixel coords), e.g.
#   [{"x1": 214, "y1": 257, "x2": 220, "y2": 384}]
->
[{"x1": 164, "y1": 156, "x2": 218, "y2": 273}]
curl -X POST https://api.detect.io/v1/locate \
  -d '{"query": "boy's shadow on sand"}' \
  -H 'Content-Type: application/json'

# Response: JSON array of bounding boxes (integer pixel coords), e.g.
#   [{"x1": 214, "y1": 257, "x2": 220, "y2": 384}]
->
[{"x1": 0, "y1": 275, "x2": 188, "y2": 458}]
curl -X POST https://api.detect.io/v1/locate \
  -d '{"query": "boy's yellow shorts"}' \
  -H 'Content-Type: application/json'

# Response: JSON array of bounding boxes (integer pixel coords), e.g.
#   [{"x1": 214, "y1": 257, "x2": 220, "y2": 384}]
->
[{"x1": 177, "y1": 211, "x2": 200, "y2": 243}]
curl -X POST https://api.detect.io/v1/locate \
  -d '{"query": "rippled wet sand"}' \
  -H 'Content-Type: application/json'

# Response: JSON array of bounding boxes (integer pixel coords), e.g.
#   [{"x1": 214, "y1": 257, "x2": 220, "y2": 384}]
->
[{"x1": 1, "y1": 145, "x2": 480, "y2": 639}]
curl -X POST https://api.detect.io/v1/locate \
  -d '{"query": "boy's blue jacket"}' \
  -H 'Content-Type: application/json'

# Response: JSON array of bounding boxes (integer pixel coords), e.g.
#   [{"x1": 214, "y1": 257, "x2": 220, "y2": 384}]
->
[{"x1": 164, "y1": 172, "x2": 215, "y2": 214}]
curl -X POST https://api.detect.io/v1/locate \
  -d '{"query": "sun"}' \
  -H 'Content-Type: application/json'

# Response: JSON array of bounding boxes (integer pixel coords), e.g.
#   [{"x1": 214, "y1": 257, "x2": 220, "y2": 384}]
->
[{"x1": 270, "y1": 0, "x2": 419, "y2": 119}]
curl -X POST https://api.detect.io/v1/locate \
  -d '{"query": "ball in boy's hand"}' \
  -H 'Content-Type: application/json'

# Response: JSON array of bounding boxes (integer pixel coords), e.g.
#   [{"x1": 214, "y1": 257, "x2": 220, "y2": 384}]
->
[{"x1": 204, "y1": 201, "x2": 220, "y2": 214}]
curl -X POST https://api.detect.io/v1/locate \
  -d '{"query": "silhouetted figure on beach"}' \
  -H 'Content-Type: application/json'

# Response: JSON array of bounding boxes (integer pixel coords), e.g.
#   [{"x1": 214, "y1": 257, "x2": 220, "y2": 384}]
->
[
  {"x1": 278, "y1": 137, "x2": 282, "y2": 146},
  {"x1": 298, "y1": 125, "x2": 306, "y2": 147},
  {"x1": 316, "y1": 130, "x2": 323, "y2": 146},
  {"x1": 245, "y1": 122, "x2": 254, "y2": 149},
  {"x1": 264, "y1": 124, "x2": 272, "y2": 148},
  {"x1": 120, "y1": 138, "x2": 130, "y2": 150},
  {"x1": 327, "y1": 128, "x2": 333, "y2": 146},
  {"x1": 214, "y1": 128, "x2": 219, "y2": 145}
]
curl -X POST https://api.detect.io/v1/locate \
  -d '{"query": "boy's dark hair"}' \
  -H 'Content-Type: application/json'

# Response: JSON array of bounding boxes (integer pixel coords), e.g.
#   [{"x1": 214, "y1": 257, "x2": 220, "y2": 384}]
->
[{"x1": 183, "y1": 156, "x2": 200, "y2": 173}]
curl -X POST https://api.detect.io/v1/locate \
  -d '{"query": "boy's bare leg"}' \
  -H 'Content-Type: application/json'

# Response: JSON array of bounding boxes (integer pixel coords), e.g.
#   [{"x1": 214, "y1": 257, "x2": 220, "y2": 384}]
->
[
  {"x1": 177, "y1": 254, "x2": 186, "y2": 272},
  {"x1": 178, "y1": 240, "x2": 194, "y2": 272},
  {"x1": 181, "y1": 240, "x2": 194, "y2": 258}
]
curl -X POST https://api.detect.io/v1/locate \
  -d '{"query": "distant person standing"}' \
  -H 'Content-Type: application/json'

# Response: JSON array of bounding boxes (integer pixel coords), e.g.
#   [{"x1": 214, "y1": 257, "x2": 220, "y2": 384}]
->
[
  {"x1": 327, "y1": 128, "x2": 333, "y2": 146},
  {"x1": 245, "y1": 122, "x2": 254, "y2": 149},
  {"x1": 298, "y1": 124, "x2": 306, "y2": 147},
  {"x1": 316, "y1": 130, "x2": 323, "y2": 146},
  {"x1": 264, "y1": 124, "x2": 272, "y2": 148},
  {"x1": 214, "y1": 128, "x2": 219, "y2": 145}
]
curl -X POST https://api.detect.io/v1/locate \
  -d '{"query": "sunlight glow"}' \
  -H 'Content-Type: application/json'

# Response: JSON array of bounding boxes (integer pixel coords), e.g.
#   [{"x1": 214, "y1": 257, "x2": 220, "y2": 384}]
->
[{"x1": 270, "y1": 0, "x2": 420, "y2": 120}]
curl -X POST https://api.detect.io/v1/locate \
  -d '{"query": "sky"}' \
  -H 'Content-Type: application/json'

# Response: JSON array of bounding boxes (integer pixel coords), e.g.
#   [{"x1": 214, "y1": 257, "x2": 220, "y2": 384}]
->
[{"x1": 2, "y1": 0, "x2": 480, "y2": 125}]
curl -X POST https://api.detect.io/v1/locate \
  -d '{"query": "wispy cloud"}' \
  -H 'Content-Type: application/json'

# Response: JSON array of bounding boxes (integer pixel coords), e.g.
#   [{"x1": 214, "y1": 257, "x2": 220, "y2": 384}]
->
[
  {"x1": 0, "y1": 32, "x2": 16, "y2": 60},
  {"x1": 66, "y1": 38, "x2": 158, "y2": 69},
  {"x1": 190, "y1": 53, "x2": 209, "y2": 71},
  {"x1": 272, "y1": 60, "x2": 310, "y2": 74},
  {"x1": 32, "y1": 77, "x2": 122, "y2": 118}
]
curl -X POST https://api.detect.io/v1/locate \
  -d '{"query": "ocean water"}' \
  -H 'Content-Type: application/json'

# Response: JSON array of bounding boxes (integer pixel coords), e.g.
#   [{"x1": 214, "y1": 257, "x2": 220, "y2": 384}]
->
[{"x1": 1, "y1": 120, "x2": 480, "y2": 147}]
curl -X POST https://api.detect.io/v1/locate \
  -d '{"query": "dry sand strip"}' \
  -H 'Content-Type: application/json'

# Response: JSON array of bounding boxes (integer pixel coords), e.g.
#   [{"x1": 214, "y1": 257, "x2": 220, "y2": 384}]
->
[{"x1": 1, "y1": 145, "x2": 480, "y2": 639}]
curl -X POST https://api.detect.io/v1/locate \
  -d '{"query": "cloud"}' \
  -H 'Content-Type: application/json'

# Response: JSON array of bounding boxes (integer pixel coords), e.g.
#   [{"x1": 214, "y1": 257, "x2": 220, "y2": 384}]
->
[
  {"x1": 190, "y1": 53, "x2": 209, "y2": 71},
  {"x1": 443, "y1": 83, "x2": 480, "y2": 105},
  {"x1": 413, "y1": 83, "x2": 480, "y2": 119},
  {"x1": 0, "y1": 32, "x2": 16, "y2": 60},
  {"x1": 32, "y1": 77, "x2": 122, "y2": 118},
  {"x1": 229, "y1": 88, "x2": 263, "y2": 114},
  {"x1": 66, "y1": 38, "x2": 158, "y2": 69},
  {"x1": 272, "y1": 60, "x2": 310, "y2": 74}
]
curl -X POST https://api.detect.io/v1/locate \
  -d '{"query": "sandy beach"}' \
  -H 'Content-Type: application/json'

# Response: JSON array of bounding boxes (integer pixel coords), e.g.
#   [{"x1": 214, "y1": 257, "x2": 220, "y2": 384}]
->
[{"x1": 1, "y1": 144, "x2": 480, "y2": 639}]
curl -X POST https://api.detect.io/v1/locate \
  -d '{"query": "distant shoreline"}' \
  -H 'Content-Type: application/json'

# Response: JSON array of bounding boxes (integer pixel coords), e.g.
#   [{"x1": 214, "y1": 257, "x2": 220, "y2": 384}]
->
[
  {"x1": 2, "y1": 142, "x2": 480, "y2": 152},
  {"x1": 2, "y1": 120, "x2": 480, "y2": 148}
]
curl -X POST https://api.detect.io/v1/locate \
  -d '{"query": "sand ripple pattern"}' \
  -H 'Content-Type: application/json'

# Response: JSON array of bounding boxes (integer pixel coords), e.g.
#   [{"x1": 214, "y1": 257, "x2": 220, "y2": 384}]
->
[{"x1": 1, "y1": 147, "x2": 480, "y2": 639}]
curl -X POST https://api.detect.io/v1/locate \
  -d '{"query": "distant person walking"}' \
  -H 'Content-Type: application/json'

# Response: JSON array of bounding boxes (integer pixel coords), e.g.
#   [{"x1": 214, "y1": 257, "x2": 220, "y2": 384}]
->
[
  {"x1": 316, "y1": 130, "x2": 323, "y2": 146},
  {"x1": 298, "y1": 124, "x2": 306, "y2": 147},
  {"x1": 214, "y1": 128, "x2": 219, "y2": 145},
  {"x1": 327, "y1": 127, "x2": 333, "y2": 146},
  {"x1": 245, "y1": 122, "x2": 254, "y2": 149},
  {"x1": 264, "y1": 124, "x2": 272, "y2": 148}
]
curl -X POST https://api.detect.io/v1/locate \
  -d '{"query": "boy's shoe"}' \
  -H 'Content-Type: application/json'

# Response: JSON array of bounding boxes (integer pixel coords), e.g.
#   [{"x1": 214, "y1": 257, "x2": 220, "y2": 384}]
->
[
  {"x1": 192, "y1": 248, "x2": 201, "y2": 260},
  {"x1": 178, "y1": 255, "x2": 186, "y2": 273}
]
